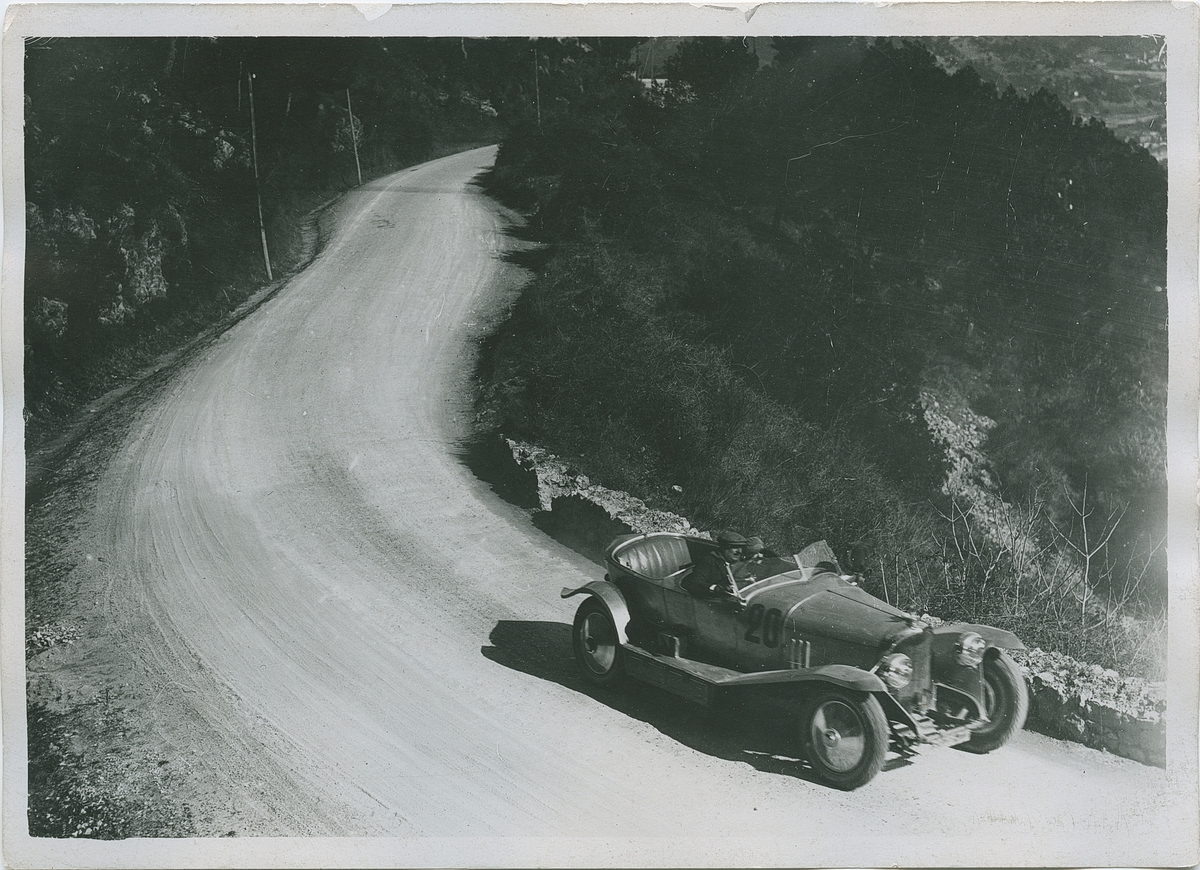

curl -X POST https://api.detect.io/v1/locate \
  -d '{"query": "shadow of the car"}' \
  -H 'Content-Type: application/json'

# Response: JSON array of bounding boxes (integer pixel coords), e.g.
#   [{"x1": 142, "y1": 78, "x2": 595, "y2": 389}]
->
[{"x1": 482, "y1": 619, "x2": 830, "y2": 787}]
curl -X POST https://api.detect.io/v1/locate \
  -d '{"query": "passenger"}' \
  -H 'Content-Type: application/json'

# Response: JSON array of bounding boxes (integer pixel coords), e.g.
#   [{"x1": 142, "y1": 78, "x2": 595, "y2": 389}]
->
[
  {"x1": 683, "y1": 530, "x2": 748, "y2": 598},
  {"x1": 733, "y1": 536, "x2": 767, "y2": 587},
  {"x1": 743, "y1": 536, "x2": 766, "y2": 562},
  {"x1": 737, "y1": 536, "x2": 799, "y2": 585}
]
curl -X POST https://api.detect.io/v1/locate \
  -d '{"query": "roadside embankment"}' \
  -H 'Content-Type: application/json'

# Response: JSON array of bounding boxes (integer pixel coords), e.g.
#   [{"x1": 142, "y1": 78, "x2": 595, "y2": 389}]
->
[{"x1": 505, "y1": 438, "x2": 1167, "y2": 768}]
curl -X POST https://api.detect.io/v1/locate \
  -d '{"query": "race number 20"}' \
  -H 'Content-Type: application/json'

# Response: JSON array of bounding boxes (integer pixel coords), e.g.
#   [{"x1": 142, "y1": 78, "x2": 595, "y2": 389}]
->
[{"x1": 744, "y1": 605, "x2": 784, "y2": 648}]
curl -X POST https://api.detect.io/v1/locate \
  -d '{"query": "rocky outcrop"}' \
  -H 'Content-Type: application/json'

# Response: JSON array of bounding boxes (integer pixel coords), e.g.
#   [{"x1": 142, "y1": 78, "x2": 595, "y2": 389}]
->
[
  {"x1": 505, "y1": 437, "x2": 1167, "y2": 768},
  {"x1": 507, "y1": 440, "x2": 706, "y2": 537}
]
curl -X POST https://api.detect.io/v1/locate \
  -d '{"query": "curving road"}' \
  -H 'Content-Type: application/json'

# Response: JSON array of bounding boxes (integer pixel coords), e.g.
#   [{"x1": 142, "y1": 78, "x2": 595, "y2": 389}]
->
[{"x1": 80, "y1": 147, "x2": 1190, "y2": 864}]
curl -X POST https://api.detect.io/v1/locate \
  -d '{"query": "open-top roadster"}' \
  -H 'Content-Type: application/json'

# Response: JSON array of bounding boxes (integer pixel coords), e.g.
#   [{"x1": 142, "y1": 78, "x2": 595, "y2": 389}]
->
[{"x1": 562, "y1": 532, "x2": 1029, "y2": 789}]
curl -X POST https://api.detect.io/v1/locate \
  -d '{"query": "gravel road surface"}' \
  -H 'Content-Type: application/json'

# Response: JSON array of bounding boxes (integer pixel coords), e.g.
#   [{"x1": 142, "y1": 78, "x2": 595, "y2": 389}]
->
[{"x1": 19, "y1": 146, "x2": 1194, "y2": 867}]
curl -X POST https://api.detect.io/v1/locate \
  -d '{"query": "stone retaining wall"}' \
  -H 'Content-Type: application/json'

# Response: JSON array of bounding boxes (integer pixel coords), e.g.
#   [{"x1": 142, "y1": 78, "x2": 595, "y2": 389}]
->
[
  {"x1": 1011, "y1": 648, "x2": 1165, "y2": 766},
  {"x1": 505, "y1": 438, "x2": 1167, "y2": 768}
]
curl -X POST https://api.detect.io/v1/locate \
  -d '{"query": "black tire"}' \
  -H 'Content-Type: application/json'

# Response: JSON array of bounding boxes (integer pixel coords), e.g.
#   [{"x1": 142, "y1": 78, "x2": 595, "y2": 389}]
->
[
  {"x1": 801, "y1": 688, "x2": 889, "y2": 790},
  {"x1": 961, "y1": 650, "x2": 1029, "y2": 754},
  {"x1": 572, "y1": 598, "x2": 623, "y2": 688}
]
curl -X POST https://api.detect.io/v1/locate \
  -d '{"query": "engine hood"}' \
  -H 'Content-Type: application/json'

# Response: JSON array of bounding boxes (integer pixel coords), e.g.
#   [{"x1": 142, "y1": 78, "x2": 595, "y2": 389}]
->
[{"x1": 743, "y1": 571, "x2": 917, "y2": 649}]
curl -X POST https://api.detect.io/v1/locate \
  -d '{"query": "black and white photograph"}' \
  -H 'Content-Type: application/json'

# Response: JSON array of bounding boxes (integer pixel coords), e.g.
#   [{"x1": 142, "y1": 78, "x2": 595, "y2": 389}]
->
[{"x1": 2, "y1": 3, "x2": 1197, "y2": 868}]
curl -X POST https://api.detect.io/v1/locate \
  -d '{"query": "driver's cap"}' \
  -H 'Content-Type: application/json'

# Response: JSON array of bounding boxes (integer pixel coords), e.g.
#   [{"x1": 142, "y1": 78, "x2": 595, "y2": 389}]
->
[{"x1": 716, "y1": 530, "x2": 749, "y2": 548}]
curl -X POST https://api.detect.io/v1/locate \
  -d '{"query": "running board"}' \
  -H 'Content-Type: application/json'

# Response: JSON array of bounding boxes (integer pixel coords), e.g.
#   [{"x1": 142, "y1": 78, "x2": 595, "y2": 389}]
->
[
  {"x1": 621, "y1": 644, "x2": 736, "y2": 707},
  {"x1": 620, "y1": 645, "x2": 884, "y2": 705}
]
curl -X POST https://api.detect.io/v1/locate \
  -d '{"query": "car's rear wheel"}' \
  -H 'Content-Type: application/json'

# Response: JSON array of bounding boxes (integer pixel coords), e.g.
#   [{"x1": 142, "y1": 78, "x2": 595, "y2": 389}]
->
[
  {"x1": 573, "y1": 598, "x2": 623, "y2": 687},
  {"x1": 801, "y1": 688, "x2": 888, "y2": 790},
  {"x1": 961, "y1": 650, "x2": 1029, "y2": 754}
]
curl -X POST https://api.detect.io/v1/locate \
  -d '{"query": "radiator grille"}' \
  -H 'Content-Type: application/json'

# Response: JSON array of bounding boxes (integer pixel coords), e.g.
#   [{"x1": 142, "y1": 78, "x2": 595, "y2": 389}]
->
[{"x1": 892, "y1": 628, "x2": 934, "y2": 712}]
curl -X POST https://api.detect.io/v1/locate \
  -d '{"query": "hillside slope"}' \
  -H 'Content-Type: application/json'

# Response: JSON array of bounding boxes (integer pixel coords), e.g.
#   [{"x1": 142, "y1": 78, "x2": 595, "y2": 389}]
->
[{"x1": 478, "y1": 38, "x2": 1168, "y2": 677}]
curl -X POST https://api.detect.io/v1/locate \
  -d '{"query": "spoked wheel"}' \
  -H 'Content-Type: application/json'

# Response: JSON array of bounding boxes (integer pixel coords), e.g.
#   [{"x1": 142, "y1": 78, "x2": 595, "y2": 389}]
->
[
  {"x1": 801, "y1": 688, "x2": 888, "y2": 790},
  {"x1": 572, "y1": 598, "x2": 623, "y2": 687},
  {"x1": 961, "y1": 650, "x2": 1029, "y2": 754}
]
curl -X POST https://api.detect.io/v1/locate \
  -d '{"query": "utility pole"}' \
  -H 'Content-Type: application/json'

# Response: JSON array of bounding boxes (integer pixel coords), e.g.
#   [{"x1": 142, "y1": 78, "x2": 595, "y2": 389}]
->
[
  {"x1": 247, "y1": 71, "x2": 273, "y2": 281},
  {"x1": 533, "y1": 46, "x2": 542, "y2": 132},
  {"x1": 346, "y1": 88, "x2": 363, "y2": 186}
]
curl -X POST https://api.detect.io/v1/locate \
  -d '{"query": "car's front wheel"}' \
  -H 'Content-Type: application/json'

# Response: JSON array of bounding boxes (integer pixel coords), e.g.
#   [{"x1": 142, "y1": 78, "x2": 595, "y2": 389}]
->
[
  {"x1": 572, "y1": 598, "x2": 624, "y2": 688},
  {"x1": 801, "y1": 688, "x2": 888, "y2": 790},
  {"x1": 961, "y1": 650, "x2": 1029, "y2": 754}
]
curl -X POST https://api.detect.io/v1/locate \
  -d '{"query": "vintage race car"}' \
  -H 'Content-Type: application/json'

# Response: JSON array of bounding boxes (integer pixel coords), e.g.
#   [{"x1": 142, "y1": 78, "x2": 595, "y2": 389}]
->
[{"x1": 562, "y1": 532, "x2": 1029, "y2": 789}]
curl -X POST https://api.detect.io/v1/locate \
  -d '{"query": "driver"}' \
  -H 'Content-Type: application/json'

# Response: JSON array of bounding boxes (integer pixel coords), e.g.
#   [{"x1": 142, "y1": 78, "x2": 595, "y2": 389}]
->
[{"x1": 683, "y1": 530, "x2": 749, "y2": 598}]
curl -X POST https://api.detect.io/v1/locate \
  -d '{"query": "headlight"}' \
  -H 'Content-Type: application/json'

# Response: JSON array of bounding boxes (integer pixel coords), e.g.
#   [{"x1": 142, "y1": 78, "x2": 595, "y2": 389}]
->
[
  {"x1": 878, "y1": 653, "x2": 913, "y2": 689},
  {"x1": 955, "y1": 632, "x2": 986, "y2": 667}
]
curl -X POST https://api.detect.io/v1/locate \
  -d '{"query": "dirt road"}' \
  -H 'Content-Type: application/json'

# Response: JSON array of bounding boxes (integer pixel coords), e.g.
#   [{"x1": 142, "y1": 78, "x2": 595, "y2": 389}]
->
[{"x1": 20, "y1": 147, "x2": 1194, "y2": 865}]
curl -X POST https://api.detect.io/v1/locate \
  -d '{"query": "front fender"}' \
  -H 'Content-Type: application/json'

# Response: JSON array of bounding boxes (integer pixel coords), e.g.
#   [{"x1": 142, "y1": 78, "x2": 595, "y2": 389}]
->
[
  {"x1": 561, "y1": 579, "x2": 631, "y2": 644},
  {"x1": 933, "y1": 623, "x2": 1025, "y2": 651},
  {"x1": 931, "y1": 623, "x2": 1022, "y2": 706}
]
